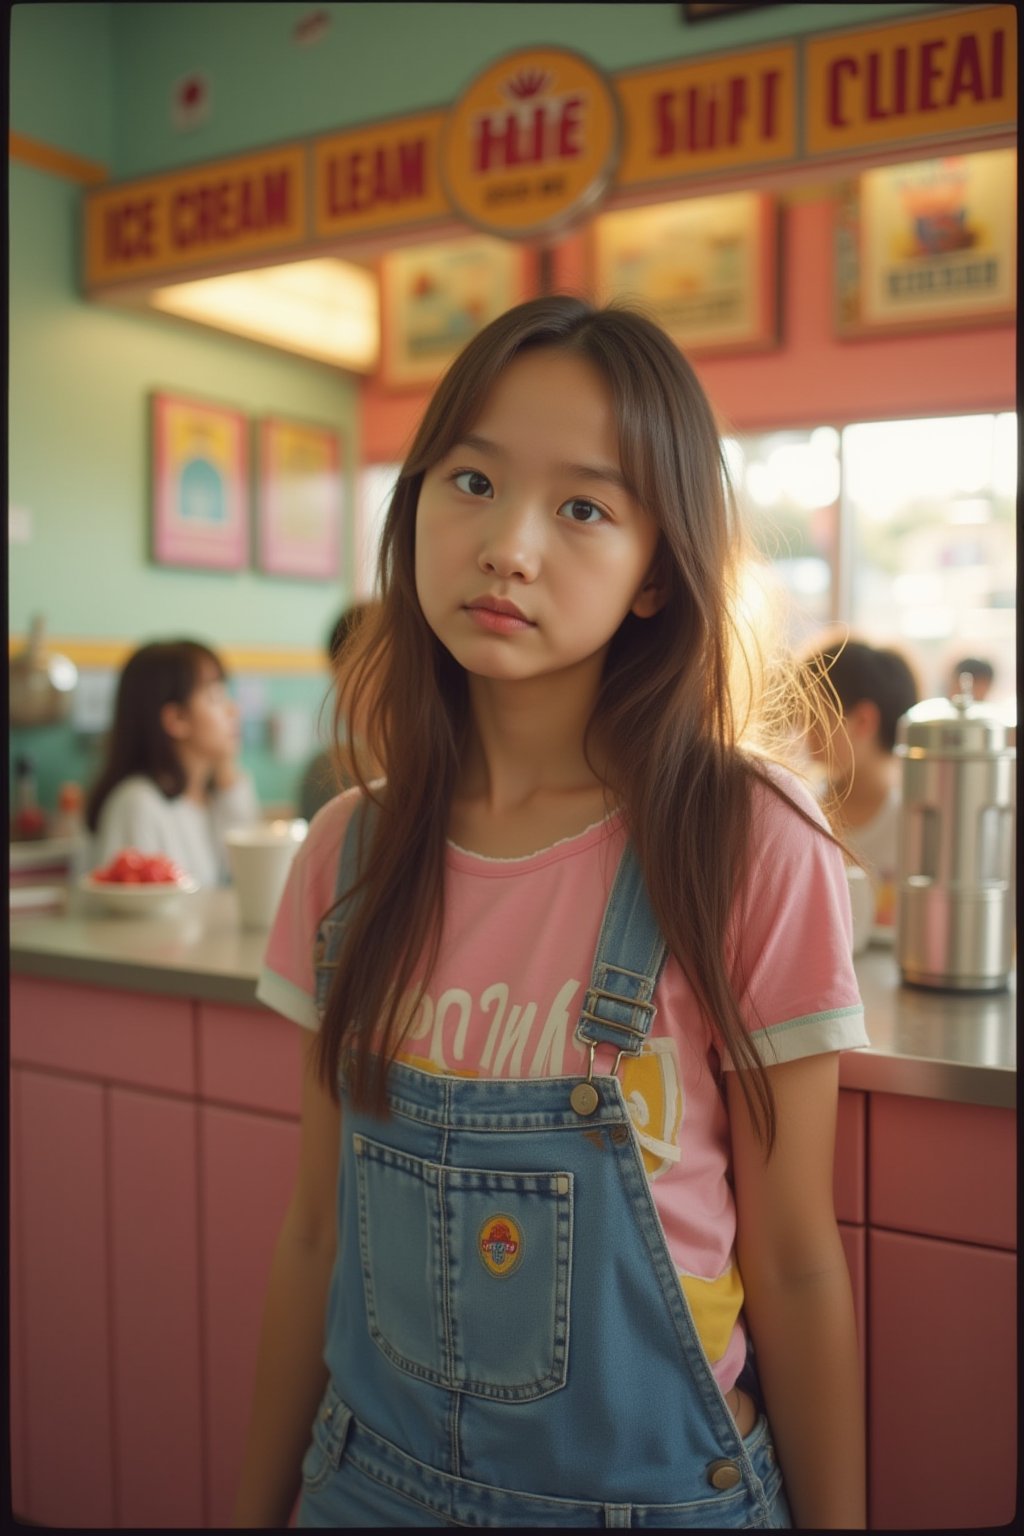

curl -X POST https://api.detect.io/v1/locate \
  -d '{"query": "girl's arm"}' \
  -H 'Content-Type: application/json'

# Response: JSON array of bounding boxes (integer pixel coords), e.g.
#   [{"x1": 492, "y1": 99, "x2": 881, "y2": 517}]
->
[
  {"x1": 233, "y1": 1032, "x2": 341, "y2": 1527},
  {"x1": 727, "y1": 1051, "x2": 866, "y2": 1530}
]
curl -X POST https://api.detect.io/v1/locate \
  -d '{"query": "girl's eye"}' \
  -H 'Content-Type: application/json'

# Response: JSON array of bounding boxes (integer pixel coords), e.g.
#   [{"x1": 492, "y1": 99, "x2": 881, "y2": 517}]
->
[
  {"x1": 452, "y1": 469, "x2": 493, "y2": 498},
  {"x1": 557, "y1": 497, "x2": 606, "y2": 525}
]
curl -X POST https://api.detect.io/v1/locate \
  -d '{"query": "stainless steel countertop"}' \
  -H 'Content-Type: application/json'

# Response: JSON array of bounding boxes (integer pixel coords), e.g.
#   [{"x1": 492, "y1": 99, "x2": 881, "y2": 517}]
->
[{"x1": 9, "y1": 888, "x2": 1016, "y2": 1110}]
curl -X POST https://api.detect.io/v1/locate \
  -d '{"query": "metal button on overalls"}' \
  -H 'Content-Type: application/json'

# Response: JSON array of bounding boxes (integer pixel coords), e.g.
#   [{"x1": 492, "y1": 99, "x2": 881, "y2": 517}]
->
[{"x1": 707, "y1": 1458, "x2": 743, "y2": 1491}]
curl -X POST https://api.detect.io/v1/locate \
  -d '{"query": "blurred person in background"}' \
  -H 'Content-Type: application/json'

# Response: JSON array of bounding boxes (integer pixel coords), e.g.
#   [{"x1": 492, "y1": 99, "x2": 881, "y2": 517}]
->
[
  {"x1": 297, "y1": 601, "x2": 381, "y2": 822},
  {"x1": 803, "y1": 638, "x2": 920, "y2": 932},
  {"x1": 948, "y1": 655, "x2": 994, "y2": 702},
  {"x1": 86, "y1": 639, "x2": 260, "y2": 886}
]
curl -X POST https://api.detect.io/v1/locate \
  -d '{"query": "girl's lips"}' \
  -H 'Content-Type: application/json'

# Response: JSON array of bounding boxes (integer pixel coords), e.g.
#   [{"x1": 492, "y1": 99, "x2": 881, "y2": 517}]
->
[{"x1": 464, "y1": 604, "x2": 535, "y2": 634}]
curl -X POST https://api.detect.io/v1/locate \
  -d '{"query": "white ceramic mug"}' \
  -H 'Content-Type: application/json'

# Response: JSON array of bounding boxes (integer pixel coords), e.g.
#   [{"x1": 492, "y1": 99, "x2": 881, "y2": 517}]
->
[
  {"x1": 845, "y1": 864, "x2": 873, "y2": 956},
  {"x1": 225, "y1": 820, "x2": 307, "y2": 928}
]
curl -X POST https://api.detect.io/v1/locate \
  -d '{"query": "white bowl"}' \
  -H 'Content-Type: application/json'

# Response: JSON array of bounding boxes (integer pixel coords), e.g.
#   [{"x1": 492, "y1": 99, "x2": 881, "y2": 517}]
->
[{"x1": 79, "y1": 873, "x2": 200, "y2": 917}]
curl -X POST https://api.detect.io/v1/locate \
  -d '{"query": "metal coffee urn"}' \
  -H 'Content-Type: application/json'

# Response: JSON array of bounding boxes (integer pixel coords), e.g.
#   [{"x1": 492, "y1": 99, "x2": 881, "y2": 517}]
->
[{"x1": 894, "y1": 687, "x2": 1016, "y2": 991}]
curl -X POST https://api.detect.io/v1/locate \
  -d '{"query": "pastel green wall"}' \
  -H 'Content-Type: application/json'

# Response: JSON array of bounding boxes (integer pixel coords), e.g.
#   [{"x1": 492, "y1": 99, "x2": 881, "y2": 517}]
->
[
  {"x1": 9, "y1": 10, "x2": 358, "y2": 814},
  {"x1": 10, "y1": 3, "x2": 114, "y2": 162},
  {"x1": 8, "y1": 162, "x2": 358, "y2": 645}
]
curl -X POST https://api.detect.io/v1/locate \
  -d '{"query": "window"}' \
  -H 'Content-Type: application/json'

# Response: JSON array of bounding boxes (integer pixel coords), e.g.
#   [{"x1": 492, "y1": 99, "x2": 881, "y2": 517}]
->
[{"x1": 729, "y1": 414, "x2": 1016, "y2": 701}]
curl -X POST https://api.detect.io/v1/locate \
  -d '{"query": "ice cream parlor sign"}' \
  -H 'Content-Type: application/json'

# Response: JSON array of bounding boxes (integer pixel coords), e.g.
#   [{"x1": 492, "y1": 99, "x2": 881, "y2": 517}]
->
[{"x1": 83, "y1": 5, "x2": 1015, "y2": 290}]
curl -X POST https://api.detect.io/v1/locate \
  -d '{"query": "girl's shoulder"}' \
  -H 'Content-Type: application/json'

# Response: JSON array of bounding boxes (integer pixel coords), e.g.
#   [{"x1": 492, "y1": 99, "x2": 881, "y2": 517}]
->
[
  {"x1": 744, "y1": 757, "x2": 834, "y2": 851},
  {"x1": 298, "y1": 782, "x2": 380, "y2": 893}
]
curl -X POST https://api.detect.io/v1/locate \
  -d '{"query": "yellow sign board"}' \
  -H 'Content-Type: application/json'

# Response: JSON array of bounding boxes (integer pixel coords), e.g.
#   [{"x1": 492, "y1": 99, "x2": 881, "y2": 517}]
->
[
  {"x1": 806, "y1": 5, "x2": 1016, "y2": 156},
  {"x1": 616, "y1": 44, "x2": 797, "y2": 187},
  {"x1": 439, "y1": 47, "x2": 620, "y2": 238},
  {"x1": 314, "y1": 111, "x2": 450, "y2": 237},
  {"x1": 84, "y1": 147, "x2": 308, "y2": 289}
]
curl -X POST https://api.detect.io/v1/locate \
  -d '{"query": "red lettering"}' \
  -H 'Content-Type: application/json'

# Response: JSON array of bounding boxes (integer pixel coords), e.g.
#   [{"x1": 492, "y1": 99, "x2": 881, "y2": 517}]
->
[
  {"x1": 866, "y1": 53, "x2": 888, "y2": 121},
  {"x1": 170, "y1": 190, "x2": 194, "y2": 247},
  {"x1": 917, "y1": 39, "x2": 946, "y2": 112},
  {"x1": 892, "y1": 46, "x2": 909, "y2": 115},
  {"x1": 397, "y1": 140, "x2": 425, "y2": 200},
  {"x1": 370, "y1": 148, "x2": 391, "y2": 202},
  {"x1": 827, "y1": 57, "x2": 858, "y2": 127},
  {"x1": 558, "y1": 96, "x2": 583, "y2": 157},
  {"x1": 474, "y1": 113, "x2": 517, "y2": 173},
  {"x1": 991, "y1": 26, "x2": 1004, "y2": 98},
  {"x1": 529, "y1": 107, "x2": 545, "y2": 165},
  {"x1": 215, "y1": 180, "x2": 233, "y2": 237},
  {"x1": 262, "y1": 169, "x2": 290, "y2": 225},
  {"x1": 347, "y1": 151, "x2": 367, "y2": 210},
  {"x1": 654, "y1": 91, "x2": 675, "y2": 157},
  {"x1": 104, "y1": 200, "x2": 157, "y2": 260},
  {"x1": 947, "y1": 35, "x2": 984, "y2": 106},
  {"x1": 760, "y1": 69, "x2": 780, "y2": 140},
  {"x1": 725, "y1": 76, "x2": 747, "y2": 146}
]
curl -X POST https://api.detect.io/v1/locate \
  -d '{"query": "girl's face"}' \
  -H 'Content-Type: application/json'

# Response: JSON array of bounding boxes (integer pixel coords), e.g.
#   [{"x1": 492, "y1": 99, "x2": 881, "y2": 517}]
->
[
  {"x1": 162, "y1": 664, "x2": 239, "y2": 765},
  {"x1": 415, "y1": 348, "x2": 664, "y2": 687}
]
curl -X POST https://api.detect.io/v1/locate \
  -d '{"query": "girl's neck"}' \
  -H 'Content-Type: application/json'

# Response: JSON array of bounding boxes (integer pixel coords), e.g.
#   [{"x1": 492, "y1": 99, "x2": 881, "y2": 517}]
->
[
  {"x1": 450, "y1": 669, "x2": 616, "y2": 857},
  {"x1": 175, "y1": 750, "x2": 213, "y2": 804}
]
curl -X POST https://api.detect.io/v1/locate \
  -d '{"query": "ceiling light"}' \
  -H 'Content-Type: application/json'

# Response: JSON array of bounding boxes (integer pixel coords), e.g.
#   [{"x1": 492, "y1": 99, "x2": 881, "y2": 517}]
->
[{"x1": 150, "y1": 257, "x2": 380, "y2": 371}]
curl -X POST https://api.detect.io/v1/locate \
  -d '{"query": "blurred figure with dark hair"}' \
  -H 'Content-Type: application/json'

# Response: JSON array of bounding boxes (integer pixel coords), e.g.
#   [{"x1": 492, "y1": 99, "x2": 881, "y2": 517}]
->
[
  {"x1": 297, "y1": 602, "x2": 380, "y2": 822},
  {"x1": 949, "y1": 655, "x2": 994, "y2": 702},
  {"x1": 803, "y1": 637, "x2": 920, "y2": 933},
  {"x1": 86, "y1": 639, "x2": 260, "y2": 886}
]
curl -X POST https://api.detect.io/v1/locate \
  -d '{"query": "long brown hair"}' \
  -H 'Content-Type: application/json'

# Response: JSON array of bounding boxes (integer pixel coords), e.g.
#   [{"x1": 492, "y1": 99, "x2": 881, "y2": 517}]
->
[
  {"x1": 86, "y1": 640, "x2": 227, "y2": 831},
  {"x1": 320, "y1": 296, "x2": 840, "y2": 1153}
]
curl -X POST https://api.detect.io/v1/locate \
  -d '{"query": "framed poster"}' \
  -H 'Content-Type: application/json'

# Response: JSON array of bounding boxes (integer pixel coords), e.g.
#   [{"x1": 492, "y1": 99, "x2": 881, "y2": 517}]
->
[
  {"x1": 836, "y1": 148, "x2": 1017, "y2": 337},
  {"x1": 257, "y1": 416, "x2": 343, "y2": 580},
  {"x1": 150, "y1": 392, "x2": 249, "y2": 570},
  {"x1": 380, "y1": 236, "x2": 532, "y2": 388},
  {"x1": 593, "y1": 191, "x2": 779, "y2": 355}
]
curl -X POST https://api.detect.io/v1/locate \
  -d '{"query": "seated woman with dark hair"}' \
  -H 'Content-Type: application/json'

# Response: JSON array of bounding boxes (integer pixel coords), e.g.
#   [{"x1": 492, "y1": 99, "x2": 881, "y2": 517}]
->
[{"x1": 86, "y1": 639, "x2": 260, "y2": 887}]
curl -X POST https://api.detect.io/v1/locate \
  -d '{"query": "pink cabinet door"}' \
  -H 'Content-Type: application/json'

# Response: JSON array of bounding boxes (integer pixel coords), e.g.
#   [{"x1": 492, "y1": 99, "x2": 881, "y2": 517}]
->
[
  {"x1": 108, "y1": 1087, "x2": 204, "y2": 1527},
  {"x1": 838, "y1": 1222, "x2": 866, "y2": 1386},
  {"x1": 13, "y1": 1067, "x2": 115, "y2": 1527},
  {"x1": 200, "y1": 1103, "x2": 301, "y2": 1527},
  {"x1": 869, "y1": 1228, "x2": 1017, "y2": 1530}
]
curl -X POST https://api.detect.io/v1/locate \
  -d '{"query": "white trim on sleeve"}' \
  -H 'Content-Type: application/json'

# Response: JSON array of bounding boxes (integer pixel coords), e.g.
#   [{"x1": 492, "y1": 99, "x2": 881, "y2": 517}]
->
[
  {"x1": 721, "y1": 1005, "x2": 868, "y2": 1070},
  {"x1": 255, "y1": 967, "x2": 321, "y2": 1031}
]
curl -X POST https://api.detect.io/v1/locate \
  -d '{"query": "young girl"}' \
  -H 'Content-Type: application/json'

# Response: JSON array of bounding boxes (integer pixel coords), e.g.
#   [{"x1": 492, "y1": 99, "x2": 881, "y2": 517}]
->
[
  {"x1": 236, "y1": 297, "x2": 868, "y2": 1529},
  {"x1": 86, "y1": 638, "x2": 259, "y2": 887}
]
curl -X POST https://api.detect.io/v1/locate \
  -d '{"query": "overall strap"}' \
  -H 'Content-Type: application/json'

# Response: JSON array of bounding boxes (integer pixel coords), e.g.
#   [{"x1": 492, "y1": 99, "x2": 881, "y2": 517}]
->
[
  {"x1": 334, "y1": 792, "x2": 378, "y2": 903},
  {"x1": 574, "y1": 840, "x2": 668, "y2": 1066},
  {"x1": 313, "y1": 795, "x2": 380, "y2": 1019}
]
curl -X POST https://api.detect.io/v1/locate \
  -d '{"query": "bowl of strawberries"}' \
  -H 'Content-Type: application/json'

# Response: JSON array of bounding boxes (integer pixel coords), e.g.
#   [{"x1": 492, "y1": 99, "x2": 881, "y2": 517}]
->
[{"x1": 81, "y1": 848, "x2": 200, "y2": 916}]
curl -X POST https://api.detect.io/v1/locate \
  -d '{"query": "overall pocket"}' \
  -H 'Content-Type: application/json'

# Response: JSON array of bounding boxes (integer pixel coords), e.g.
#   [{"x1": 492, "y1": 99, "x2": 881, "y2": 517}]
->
[{"x1": 353, "y1": 1134, "x2": 573, "y2": 1400}]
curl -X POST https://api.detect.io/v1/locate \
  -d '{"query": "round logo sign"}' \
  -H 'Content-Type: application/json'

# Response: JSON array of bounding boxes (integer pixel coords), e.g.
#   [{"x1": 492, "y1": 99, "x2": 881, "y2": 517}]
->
[
  {"x1": 440, "y1": 47, "x2": 621, "y2": 239},
  {"x1": 478, "y1": 1213, "x2": 525, "y2": 1277}
]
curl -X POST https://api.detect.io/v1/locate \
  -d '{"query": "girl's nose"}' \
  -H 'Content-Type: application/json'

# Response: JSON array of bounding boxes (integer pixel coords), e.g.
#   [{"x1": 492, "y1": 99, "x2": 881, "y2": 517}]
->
[{"x1": 477, "y1": 504, "x2": 542, "y2": 582}]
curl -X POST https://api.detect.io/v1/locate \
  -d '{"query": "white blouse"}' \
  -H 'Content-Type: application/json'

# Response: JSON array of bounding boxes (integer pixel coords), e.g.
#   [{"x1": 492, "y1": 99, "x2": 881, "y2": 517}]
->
[{"x1": 90, "y1": 773, "x2": 260, "y2": 888}]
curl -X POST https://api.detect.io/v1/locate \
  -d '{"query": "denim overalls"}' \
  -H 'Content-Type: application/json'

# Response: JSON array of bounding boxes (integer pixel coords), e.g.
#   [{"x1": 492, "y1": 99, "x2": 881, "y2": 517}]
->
[{"x1": 299, "y1": 800, "x2": 791, "y2": 1528}]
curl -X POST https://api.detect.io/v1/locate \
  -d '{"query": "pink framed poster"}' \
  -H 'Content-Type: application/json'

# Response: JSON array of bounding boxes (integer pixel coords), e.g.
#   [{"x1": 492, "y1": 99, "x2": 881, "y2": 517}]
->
[
  {"x1": 257, "y1": 417, "x2": 343, "y2": 580},
  {"x1": 150, "y1": 392, "x2": 249, "y2": 570}
]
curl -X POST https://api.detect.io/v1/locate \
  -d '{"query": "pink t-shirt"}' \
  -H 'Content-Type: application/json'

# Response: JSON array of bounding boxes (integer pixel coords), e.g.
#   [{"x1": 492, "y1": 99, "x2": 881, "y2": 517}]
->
[{"x1": 258, "y1": 768, "x2": 867, "y2": 1393}]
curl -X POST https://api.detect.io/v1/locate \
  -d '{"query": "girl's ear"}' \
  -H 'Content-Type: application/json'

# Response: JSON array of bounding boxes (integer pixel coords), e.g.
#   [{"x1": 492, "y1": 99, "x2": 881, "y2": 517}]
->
[
  {"x1": 160, "y1": 701, "x2": 189, "y2": 741},
  {"x1": 631, "y1": 557, "x2": 668, "y2": 619}
]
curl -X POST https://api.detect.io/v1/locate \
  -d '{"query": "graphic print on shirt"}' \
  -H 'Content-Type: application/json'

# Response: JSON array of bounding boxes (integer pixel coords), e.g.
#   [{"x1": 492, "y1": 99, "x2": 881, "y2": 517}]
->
[{"x1": 393, "y1": 977, "x2": 685, "y2": 1182}]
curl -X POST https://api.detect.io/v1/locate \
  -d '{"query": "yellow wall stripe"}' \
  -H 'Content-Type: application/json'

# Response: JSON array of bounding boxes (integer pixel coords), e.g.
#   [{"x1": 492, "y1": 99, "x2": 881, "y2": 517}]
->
[
  {"x1": 9, "y1": 636, "x2": 325, "y2": 674},
  {"x1": 9, "y1": 130, "x2": 108, "y2": 186}
]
